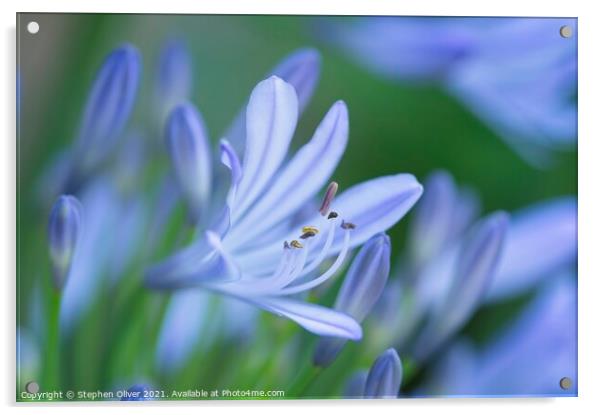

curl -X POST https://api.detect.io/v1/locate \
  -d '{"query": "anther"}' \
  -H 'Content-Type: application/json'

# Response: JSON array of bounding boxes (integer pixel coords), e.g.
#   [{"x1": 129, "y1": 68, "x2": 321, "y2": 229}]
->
[
  {"x1": 302, "y1": 226, "x2": 319, "y2": 234},
  {"x1": 328, "y1": 211, "x2": 339, "y2": 219},
  {"x1": 341, "y1": 221, "x2": 356, "y2": 230},
  {"x1": 300, "y1": 231, "x2": 317, "y2": 240},
  {"x1": 283, "y1": 241, "x2": 290, "y2": 249},
  {"x1": 290, "y1": 240, "x2": 304, "y2": 249},
  {"x1": 319, "y1": 182, "x2": 338, "y2": 216}
]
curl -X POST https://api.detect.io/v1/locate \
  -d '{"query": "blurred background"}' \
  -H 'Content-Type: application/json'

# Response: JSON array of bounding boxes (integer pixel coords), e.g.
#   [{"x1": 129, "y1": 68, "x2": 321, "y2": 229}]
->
[{"x1": 17, "y1": 14, "x2": 577, "y2": 399}]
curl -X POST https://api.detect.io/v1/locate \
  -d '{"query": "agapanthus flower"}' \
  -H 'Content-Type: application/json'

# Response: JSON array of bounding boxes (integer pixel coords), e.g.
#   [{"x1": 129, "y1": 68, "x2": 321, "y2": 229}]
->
[
  {"x1": 321, "y1": 17, "x2": 577, "y2": 166},
  {"x1": 145, "y1": 74, "x2": 423, "y2": 340}
]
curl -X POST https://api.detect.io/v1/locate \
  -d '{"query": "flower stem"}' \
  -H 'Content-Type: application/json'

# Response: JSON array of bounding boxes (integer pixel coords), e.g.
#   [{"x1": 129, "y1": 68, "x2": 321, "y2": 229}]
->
[
  {"x1": 42, "y1": 289, "x2": 61, "y2": 391},
  {"x1": 286, "y1": 362, "x2": 322, "y2": 398}
]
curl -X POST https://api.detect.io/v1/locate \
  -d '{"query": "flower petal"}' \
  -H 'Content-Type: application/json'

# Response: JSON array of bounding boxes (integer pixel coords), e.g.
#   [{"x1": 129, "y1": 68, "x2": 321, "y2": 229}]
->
[
  {"x1": 249, "y1": 296, "x2": 362, "y2": 340},
  {"x1": 233, "y1": 76, "x2": 299, "y2": 219},
  {"x1": 486, "y1": 197, "x2": 577, "y2": 302},
  {"x1": 224, "y1": 49, "x2": 321, "y2": 155},
  {"x1": 145, "y1": 231, "x2": 240, "y2": 290},
  {"x1": 227, "y1": 100, "x2": 348, "y2": 246}
]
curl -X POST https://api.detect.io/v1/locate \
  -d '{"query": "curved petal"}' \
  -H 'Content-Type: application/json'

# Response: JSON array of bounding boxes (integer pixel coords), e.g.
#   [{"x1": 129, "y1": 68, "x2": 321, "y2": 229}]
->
[
  {"x1": 249, "y1": 296, "x2": 362, "y2": 340},
  {"x1": 487, "y1": 197, "x2": 577, "y2": 302},
  {"x1": 233, "y1": 77, "x2": 299, "y2": 219},
  {"x1": 145, "y1": 232, "x2": 240, "y2": 290},
  {"x1": 227, "y1": 101, "x2": 348, "y2": 246},
  {"x1": 224, "y1": 48, "x2": 321, "y2": 155}
]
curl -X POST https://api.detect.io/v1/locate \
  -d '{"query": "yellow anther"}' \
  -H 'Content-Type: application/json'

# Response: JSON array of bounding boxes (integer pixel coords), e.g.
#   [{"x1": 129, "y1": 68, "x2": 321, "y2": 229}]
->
[
  {"x1": 302, "y1": 226, "x2": 319, "y2": 235},
  {"x1": 290, "y1": 240, "x2": 303, "y2": 249}
]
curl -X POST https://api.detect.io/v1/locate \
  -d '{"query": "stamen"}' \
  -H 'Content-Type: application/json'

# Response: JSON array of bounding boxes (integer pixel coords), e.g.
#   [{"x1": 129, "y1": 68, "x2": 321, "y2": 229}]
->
[
  {"x1": 302, "y1": 226, "x2": 319, "y2": 234},
  {"x1": 290, "y1": 240, "x2": 303, "y2": 249},
  {"x1": 278, "y1": 229, "x2": 352, "y2": 295},
  {"x1": 283, "y1": 241, "x2": 290, "y2": 249},
  {"x1": 300, "y1": 231, "x2": 317, "y2": 239},
  {"x1": 328, "y1": 211, "x2": 338, "y2": 219},
  {"x1": 300, "y1": 218, "x2": 337, "y2": 275},
  {"x1": 341, "y1": 221, "x2": 356, "y2": 230},
  {"x1": 319, "y1": 182, "x2": 338, "y2": 216}
]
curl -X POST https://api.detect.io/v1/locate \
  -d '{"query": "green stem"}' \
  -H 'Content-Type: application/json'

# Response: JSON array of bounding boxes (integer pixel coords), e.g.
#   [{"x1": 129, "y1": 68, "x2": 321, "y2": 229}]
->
[
  {"x1": 42, "y1": 290, "x2": 61, "y2": 391},
  {"x1": 286, "y1": 363, "x2": 322, "y2": 398}
]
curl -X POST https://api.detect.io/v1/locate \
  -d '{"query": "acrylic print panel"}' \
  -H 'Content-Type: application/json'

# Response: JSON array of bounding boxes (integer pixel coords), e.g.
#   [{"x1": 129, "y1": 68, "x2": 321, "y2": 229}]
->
[{"x1": 16, "y1": 13, "x2": 577, "y2": 401}]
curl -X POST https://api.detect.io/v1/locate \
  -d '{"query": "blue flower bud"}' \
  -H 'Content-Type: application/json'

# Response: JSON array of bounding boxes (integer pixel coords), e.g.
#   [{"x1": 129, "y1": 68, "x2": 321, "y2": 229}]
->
[
  {"x1": 47, "y1": 195, "x2": 83, "y2": 290},
  {"x1": 165, "y1": 103, "x2": 212, "y2": 222},
  {"x1": 364, "y1": 348, "x2": 403, "y2": 398},
  {"x1": 413, "y1": 211, "x2": 509, "y2": 361},
  {"x1": 155, "y1": 40, "x2": 192, "y2": 125},
  {"x1": 74, "y1": 44, "x2": 141, "y2": 175},
  {"x1": 313, "y1": 233, "x2": 391, "y2": 367}
]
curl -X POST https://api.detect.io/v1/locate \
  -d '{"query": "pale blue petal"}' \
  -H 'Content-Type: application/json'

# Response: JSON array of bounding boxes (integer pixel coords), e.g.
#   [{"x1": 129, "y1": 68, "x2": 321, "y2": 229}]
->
[
  {"x1": 232, "y1": 77, "x2": 298, "y2": 219},
  {"x1": 145, "y1": 231, "x2": 240, "y2": 290},
  {"x1": 227, "y1": 100, "x2": 348, "y2": 246},
  {"x1": 364, "y1": 348, "x2": 403, "y2": 398},
  {"x1": 249, "y1": 296, "x2": 362, "y2": 340},
  {"x1": 487, "y1": 197, "x2": 577, "y2": 302},
  {"x1": 224, "y1": 48, "x2": 321, "y2": 155}
]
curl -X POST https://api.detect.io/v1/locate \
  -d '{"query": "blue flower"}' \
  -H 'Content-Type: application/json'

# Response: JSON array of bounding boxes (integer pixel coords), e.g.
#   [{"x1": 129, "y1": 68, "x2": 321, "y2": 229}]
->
[
  {"x1": 71, "y1": 44, "x2": 141, "y2": 179},
  {"x1": 47, "y1": 195, "x2": 84, "y2": 290},
  {"x1": 323, "y1": 17, "x2": 577, "y2": 166},
  {"x1": 364, "y1": 348, "x2": 403, "y2": 398},
  {"x1": 313, "y1": 233, "x2": 391, "y2": 367},
  {"x1": 145, "y1": 76, "x2": 423, "y2": 340}
]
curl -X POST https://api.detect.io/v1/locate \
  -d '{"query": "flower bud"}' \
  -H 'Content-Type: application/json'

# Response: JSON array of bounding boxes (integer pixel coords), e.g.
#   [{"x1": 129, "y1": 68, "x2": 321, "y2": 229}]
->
[
  {"x1": 74, "y1": 44, "x2": 141, "y2": 176},
  {"x1": 313, "y1": 233, "x2": 391, "y2": 367},
  {"x1": 155, "y1": 40, "x2": 192, "y2": 126},
  {"x1": 165, "y1": 103, "x2": 212, "y2": 222},
  {"x1": 364, "y1": 348, "x2": 403, "y2": 398},
  {"x1": 47, "y1": 195, "x2": 83, "y2": 290}
]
